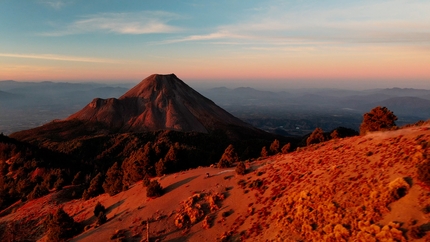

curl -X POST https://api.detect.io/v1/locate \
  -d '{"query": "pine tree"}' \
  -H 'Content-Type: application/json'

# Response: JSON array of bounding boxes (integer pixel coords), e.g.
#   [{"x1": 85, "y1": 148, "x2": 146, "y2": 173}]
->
[
  {"x1": 360, "y1": 106, "x2": 397, "y2": 135},
  {"x1": 330, "y1": 130, "x2": 339, "y2": 139},
  {"x1": 71, "y1": 171, "x2": 84, "y2": 185},
  {"x1": 82, "y1": 172, "x2": 104, "y2": 200},
  {"x1": 235, "y1": 162, "x2": 246, "y2": 175},
  {"x1": 93, "y1": 202, "x2": 106, "y2": 217},
  {"x1": 103, "y1": 162, "x2": 124, "y2": 196},
  {"x1": 142, "y1": 174, "x2": 151, "y2": 187},
  {"x1": 96, "y1": 212, "x2": 107, "y2": 226},
  {"x1": 155, "y1": 159, "x2": 167, "y2": 177},
  {"x1": 218, "y1": 144, "x2": 239, "y2": 168},
  {"x1": 46, "y1": 207, "x2": 78, "y2": 242},
  {"x1": 306, "y1": 128, "x2": 325, "y2": 146},
  {"x1": 260, "y1": 146, "x2": 268, "y2": 158},
  {"x1": 27, "y1": 184, "x2": 49, "y2": 200},
  {"x1": 281, "y1": 143, "x2": 291, "y2": 154},
  {"x1": 269, "y1": 139, "x2": 280, "y2": 154},
  {"x1": 160, "y1": 145, "x2": 177, "y2": 174},
  {"x1": 121, "y1": 142, "x2": 156, "y2": 187}
]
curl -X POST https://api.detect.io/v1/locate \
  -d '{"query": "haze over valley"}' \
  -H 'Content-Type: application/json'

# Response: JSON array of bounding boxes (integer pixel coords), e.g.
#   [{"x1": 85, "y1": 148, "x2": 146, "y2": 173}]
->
[{"x1": 1, "y1": 79, "x2": 430, "y2": 136}]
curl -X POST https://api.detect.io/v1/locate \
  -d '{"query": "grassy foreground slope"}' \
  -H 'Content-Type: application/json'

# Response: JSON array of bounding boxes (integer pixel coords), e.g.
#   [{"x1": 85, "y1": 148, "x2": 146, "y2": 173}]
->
[{"x1": 1, "y1": 124, "x2": 430, "y2": 241}]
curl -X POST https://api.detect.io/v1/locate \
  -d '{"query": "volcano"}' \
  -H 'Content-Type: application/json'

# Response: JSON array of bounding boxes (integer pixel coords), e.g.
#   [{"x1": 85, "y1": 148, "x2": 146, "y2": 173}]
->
[{"x1": 66, "y1": 74, "x2": 254, "y2": 133}]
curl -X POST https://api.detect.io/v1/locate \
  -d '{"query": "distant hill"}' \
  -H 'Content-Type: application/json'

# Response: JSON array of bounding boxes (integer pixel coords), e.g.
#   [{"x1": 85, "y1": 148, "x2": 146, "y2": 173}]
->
[
  {"x1": 351, "y1": 96, "x2": 430, "y2": 119},
  {"x1": 0, "y1": 81, "x2": 129, "y2": 134},
  {"x1": 0, "y1": 90, "x2": 18, "y2": 101},
  {"x1": 372, "y1": 87, "x2": 430, "y2": 97}
]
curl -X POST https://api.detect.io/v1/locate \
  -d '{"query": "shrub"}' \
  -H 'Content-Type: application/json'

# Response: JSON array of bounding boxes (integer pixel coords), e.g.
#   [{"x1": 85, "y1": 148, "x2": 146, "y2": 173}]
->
[
  {"x1": 417, "y1": 159, "x2": 430, "y2": 186},
  {"x1": 422, "y1": 204, "x2": 430, "y2": 214},
  {"x1": 218, "y1": 144, "x2": 238, "y2": 168},
  {"x1": 387, "y1": 177, "x2": 410, "y2": 201},
  {"x1": 46, "y1": 207, "x2": 78, "y2": 242},
  {"x1": 360, "y1": 106, "x2": 397, "y2": 135},
  {"x1": 236, "y1": 162, "x2": 246, "y2": 175},
  {"x1": 146, "y1": 180, "x2": 163, "y2": 198},
  {"x1": 307, "y1": 128, "x2": 325, "y2": 146},
  {"x1": 409, "y1": 225, "x2": 427, "y2": 239}
]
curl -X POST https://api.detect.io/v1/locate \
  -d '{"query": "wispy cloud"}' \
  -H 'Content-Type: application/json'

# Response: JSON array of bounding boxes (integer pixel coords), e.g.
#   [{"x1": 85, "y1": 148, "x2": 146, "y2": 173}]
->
[
  {"x1": 0, "y1": 53, "x2": 118, "y2": 63},
  {"x1": 39, "y1": 0, "x2": 68, "y2": 10},
  {"x1": 41, "y1": 11, "x2": 182, "y2": 36},
  {"x1": 164, "y1": 0, "x2": 430, "y2": 49},
  {"x1": 162, "y1": 31, "x2": 248, "y2": 44}
]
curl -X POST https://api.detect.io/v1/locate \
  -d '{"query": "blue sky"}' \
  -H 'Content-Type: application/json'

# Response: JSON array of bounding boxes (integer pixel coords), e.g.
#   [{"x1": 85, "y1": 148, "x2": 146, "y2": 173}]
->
[{"x1": 0, "y1": 0, "x2": 429, "y2": 89}]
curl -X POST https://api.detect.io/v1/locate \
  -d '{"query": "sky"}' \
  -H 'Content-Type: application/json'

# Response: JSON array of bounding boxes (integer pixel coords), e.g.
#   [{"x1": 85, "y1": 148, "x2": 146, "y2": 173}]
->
[{"x1": 0, "y1": 0, "x2": 429, "y2": 89}]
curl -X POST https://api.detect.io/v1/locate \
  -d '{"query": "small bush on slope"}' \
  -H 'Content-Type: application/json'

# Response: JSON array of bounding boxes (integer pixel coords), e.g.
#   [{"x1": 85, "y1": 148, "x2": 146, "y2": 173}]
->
[
  {"x1": 174, "y1": 192, "x2": 224, "y2": 229},
  {"x1": 93, "y1": 202, "x2": 106, "y2": 217},
  {"x1": 417, "y1": 159, "x2": 430, "y2": 186},
  {"x1": 236, "y1": 162, "x2": 246, "y2": 175},
  {"x1": 386, "y1": 177, "x2": 410, "y2": 202},
  {"x1": 146, "y1": 180, "x2": 163, "y2": 198}
]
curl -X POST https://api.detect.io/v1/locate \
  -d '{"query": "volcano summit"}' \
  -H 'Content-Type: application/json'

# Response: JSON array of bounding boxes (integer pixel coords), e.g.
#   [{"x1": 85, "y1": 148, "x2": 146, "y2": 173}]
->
[{"x1": 66, "y1": 74, "x2": 254, "y2": 133}]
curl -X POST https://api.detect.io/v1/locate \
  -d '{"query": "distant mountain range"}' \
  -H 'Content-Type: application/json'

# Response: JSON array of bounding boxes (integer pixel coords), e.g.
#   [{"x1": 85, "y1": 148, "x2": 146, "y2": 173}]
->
[
  {"x1": 200, "y1": 86, "x2": 430, "y2": 118},
  {"x1": 0, "y1": 90, "x2": 18, "y2": 100},
  {"x1": 10, "y1": 73, "x2": 284, "y2": 147},
  {"x1": 1, "y1": 79, "x2": 430, "y2": 135},
  {"x1": 0, "y1": 81, "x2": 130, "y2": 134}
]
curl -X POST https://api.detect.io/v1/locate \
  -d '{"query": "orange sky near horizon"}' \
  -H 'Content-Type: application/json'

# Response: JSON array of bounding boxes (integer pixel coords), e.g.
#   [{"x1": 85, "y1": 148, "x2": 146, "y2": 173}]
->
[
  {"x1": 1, "y1": 45, "x2": 428, "y2": 88},
  {"x1": 1, "y1": 1, "x2": 429, "y2": 89}
]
